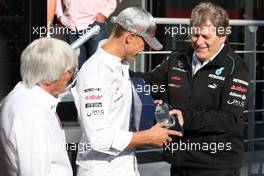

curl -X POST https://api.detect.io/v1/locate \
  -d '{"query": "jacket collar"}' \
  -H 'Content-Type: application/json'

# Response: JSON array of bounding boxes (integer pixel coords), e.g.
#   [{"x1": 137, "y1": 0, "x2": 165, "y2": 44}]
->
[{"x1": 206, "y1": 43, "x2": 232, "y2": 67}]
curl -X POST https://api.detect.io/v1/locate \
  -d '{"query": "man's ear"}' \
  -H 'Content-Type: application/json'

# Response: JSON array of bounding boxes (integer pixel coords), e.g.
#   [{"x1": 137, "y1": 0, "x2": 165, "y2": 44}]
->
[
  {"x1": 220, "y1": 35, "x2": 227, "y2": 44},
  {"x1": 125, "y1": 33, "x2": 133, "y2": 45}
]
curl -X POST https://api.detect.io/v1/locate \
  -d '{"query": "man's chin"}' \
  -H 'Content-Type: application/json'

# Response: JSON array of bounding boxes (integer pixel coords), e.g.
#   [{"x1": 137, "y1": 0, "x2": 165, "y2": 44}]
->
[
  {"x1": 127, "y1": 55, "x2": 137, "y2": 62},
  {"x1": 195, "y1": 53, "x2": 207, "y2": 61}
]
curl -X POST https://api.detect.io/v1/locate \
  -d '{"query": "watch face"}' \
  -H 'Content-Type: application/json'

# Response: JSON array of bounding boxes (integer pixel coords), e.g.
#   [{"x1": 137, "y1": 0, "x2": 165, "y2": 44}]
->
[{"x1": 155, "y1": 103, "x2": 175, "y2": 128}]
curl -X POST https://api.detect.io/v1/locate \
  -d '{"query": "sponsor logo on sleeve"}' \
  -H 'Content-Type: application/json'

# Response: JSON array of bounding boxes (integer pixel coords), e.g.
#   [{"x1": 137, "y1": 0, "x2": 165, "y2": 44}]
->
[
  {"x1": 114, "y1": 94, "x2": 123, "y2": 103},
  {"x1": 178, "y1": 60, "x2": 185, "y2": 68},
  {"x1": 113, "y1": 86, "x2": 120, "y2": 94},
  {"x1": 232, "y1": 78, "x2": 249, "y2": 86},
  {"x1": 112, "y1": 85, "x2": 124, "y2": 103},
  {"x1": 172, "y1": 67, "x2": 187, "y2": 73},
  {"x1": 171, "y1": 75, "x2": 182, "y2": 81},
  {"x1": 168, "y1": 83, "x2": 182, "y2": 88},
  {"x1": 229, "y1": 92, "x2": 246, "y2": 100},
  {"x1": 230, "y1": 85, "x2": 247, "y2": 93},
  {"x1": 227, "y1": 99, "x2": 245, "y2": 107}
]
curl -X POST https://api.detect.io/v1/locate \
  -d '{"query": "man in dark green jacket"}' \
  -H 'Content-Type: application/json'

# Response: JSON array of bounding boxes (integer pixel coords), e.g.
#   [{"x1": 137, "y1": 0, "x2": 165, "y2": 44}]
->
[{"x1": 143, "y1": 2, "x2": 249, "y2": 176}]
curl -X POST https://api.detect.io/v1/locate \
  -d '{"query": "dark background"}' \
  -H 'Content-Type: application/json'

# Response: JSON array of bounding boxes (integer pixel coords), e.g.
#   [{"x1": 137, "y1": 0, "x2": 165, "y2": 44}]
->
[{"x1": 0, "y1": 0, "x2": 46, "y2": 99}]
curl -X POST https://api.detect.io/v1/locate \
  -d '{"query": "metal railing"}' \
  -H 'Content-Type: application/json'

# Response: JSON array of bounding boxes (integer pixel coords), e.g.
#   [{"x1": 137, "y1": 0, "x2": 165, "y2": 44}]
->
[
  {"x1": 155, "y1": 18, "x2": 264, "y2": 26},
  {"x1": 111, "y1": 17, "x2": 264, "y2": 26}
]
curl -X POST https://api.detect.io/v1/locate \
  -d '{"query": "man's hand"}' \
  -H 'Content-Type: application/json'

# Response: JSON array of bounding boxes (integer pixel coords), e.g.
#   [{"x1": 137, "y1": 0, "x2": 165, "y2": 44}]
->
[
  {"x1": 96, "y1": 13, "x2": 107, "y2": 23},
  {"x1": 154, "y1": 99, "x2": 163, "y2": 105},
  {"x1": 154, "y1": 99, "x2": 184, "y2": 127},
  {"x1": 128, "y1": 120, "x2": 183, "y2": 148},
  {"x1": 147, "y1": 120, "x2": 183, "y2": 147},
  {"x1": 169, "y1": 109, "x2": 184, "y2": 126}
]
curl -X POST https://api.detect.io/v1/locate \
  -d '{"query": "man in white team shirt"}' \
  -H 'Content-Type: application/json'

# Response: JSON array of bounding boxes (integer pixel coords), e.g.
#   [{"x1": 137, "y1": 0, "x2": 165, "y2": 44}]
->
[
  {"x1": 0, "y1": 38, "x2": 77, "y2": 176},
  {"x1": 72, "y1": 7, "x2": 184, "y2": 176}
]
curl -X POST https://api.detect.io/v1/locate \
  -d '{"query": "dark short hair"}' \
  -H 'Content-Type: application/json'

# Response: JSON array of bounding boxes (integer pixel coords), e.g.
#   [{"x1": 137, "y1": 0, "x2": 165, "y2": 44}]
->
[{"x1": 112, "y1": 24, "x2": 129, "y2": 38}]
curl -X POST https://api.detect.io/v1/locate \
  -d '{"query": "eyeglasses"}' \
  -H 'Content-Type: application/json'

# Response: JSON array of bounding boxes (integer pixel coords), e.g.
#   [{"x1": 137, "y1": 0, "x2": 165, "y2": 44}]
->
[{"x1": 66, "y1": 67, "x2": 78, "y2": 87}]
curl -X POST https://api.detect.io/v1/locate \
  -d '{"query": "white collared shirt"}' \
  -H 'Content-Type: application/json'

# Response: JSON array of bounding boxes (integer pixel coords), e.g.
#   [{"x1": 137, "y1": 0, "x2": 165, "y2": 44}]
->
[
  {"x1": 72, "y1": 40, "x2": 139, "y2": 176},
  {"x1": 0, "y1": 82, "x2": 72, "y2": 176},
  {"x1": 192, "y1": 44, "x2": 225, "y2": 76}
]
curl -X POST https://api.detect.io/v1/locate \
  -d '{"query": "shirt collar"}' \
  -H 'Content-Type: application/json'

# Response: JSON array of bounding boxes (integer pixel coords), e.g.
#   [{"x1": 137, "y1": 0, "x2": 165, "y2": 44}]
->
[
  {"x1": 192, "y1": 44, "x2": 225, "y2": 66},
  {"x1": 27, "y1": 82, "x2": 60, "y2": 114},
  {"x1": 97, "y1": 39, "x2": 124, "y2": 70}
]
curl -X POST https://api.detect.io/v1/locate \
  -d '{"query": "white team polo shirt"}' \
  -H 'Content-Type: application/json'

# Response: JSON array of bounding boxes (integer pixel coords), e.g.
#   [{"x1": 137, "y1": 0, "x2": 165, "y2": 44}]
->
[{"x1": 72, "y1": 40, "x2": 139, "y2": 176}]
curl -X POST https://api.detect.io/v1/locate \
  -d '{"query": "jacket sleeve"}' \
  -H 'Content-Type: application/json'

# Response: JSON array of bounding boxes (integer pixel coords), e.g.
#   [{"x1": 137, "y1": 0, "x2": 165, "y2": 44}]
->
[
  {"x1": 144, "y1": 57, "x2": 170, "y2": 86},
  {"x1": 55, "y1": 0, "x2": 63, "y2": 19},
  {"x1": 72, "y1": 77, "x2": 132, "y2": 156},
  {"x1": 183, "y1": 68, "x2": 250, "y2": 134},
  {"x1": 143, "y1": 57, "x2": 170, "y2": 99},
  {"x1": 98, "y1": 0, "x2": 117, "y2": 18}
]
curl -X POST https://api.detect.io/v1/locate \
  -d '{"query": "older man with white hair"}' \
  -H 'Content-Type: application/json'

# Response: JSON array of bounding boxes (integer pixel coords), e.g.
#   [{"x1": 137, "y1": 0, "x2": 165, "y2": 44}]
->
[{"x1": 0, "y1": 38, "x2": 77, "y2": 176}]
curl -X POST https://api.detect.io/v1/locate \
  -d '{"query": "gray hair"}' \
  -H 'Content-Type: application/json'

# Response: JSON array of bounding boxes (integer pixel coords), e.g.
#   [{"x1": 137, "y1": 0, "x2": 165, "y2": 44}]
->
[
  {"x1": 20, "y1": 38, "x2": 77, "y2": 88},
  {"x1": 190, "y1": 2, "x2": 229, "y2": 36}
]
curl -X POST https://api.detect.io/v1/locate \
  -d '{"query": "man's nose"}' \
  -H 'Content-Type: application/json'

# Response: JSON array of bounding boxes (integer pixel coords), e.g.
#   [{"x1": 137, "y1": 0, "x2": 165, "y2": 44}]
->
[{"x1": 196, "y1": 35, "x2": 204, "y2": 45}]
